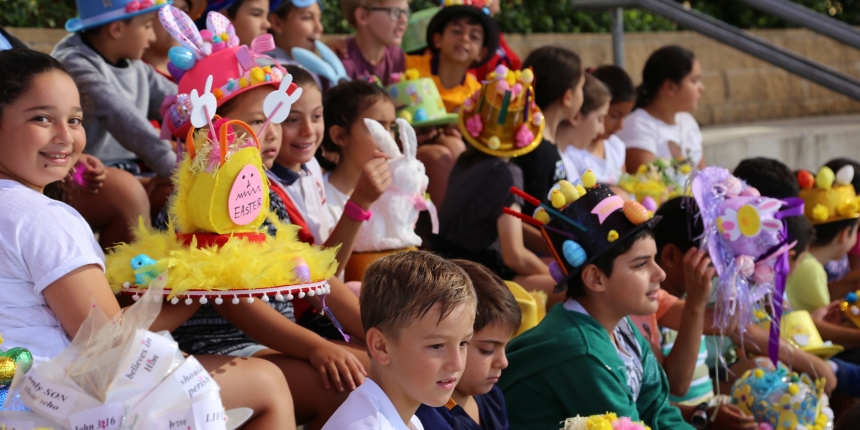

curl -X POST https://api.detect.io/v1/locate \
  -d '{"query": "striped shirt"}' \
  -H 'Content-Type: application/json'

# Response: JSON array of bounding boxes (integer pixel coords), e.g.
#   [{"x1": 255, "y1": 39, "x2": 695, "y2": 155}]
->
[{"x1": 661, "y1": 330, "x2": 714, "y2": 405}]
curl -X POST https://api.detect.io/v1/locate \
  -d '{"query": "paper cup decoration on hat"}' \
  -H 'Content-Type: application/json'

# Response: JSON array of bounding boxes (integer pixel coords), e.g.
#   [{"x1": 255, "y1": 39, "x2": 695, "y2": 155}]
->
[
  {"x1": 158, "y1": 5, "x2": 289, "y2": 140},
  {"x1": 460, "y1": 66, "x2": 544, "y2": 158},
  {"x1": 105, "y1": 73, "x2": 338, "y2": 315},
  {"x1": 1, "y1": 278, "x2": 251, "y2": 430},
  {"x1": 798, "y1": 165, "x2": 860, "y2": 225},
  {"x1": 692, "y1": 167, "x2": 803, "y2": 368},
  {"x1": 731, "y1": 359, "x2": 833, "y2": 430},
  {"x1": 387, "y1": 70, "x2": 459, "y2": 127},
  {"x1": 618, "y1": 158, "x2": 693, "y2": 208},
  {"x1": 504, "y1": 171, "x2": 661, "y2": 294}
]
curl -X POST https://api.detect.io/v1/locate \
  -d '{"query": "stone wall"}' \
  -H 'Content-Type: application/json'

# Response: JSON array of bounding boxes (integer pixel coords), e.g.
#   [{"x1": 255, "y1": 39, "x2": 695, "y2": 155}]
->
[{"x1": 9, "y1": 27, "x2": 860, "y2": 127}]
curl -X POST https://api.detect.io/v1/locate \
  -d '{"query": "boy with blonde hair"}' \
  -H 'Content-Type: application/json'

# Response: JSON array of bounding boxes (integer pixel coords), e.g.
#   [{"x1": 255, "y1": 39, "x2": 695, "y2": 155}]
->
[
  {"x1": 339, "y1": 0, "x2": 408, "y2": 86},
  {"x1": 323, "y1": 251, "x2": 477, "y2": 430}
]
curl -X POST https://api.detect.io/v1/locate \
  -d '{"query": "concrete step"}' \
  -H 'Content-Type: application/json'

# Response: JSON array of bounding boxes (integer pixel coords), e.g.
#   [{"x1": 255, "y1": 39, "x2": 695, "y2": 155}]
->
[{"x1": 702, "y1": 114, "x2": 860, "y2": 171}]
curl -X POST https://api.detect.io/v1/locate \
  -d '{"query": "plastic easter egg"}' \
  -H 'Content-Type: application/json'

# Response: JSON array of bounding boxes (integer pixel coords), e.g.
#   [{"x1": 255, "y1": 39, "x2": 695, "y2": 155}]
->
[
  {"x1": 641, "y1": 196, "x2": 658, "y2": 212},
  {"x1": 753, "y1": 264, "x2": 775, "y2": 284},
  {"x1": 562, "y1": 240, "x2": 587, "y2": 267},
  {"x1": 550, "y1": 189, "x2": 566, "y2": 209},
  {"x1": 292, "y1": 256, "x2": 311, "y2": 283},
  {"x1": 463, "y1": 98, "x2": 475, "y2": 112},
  {"x1": 581, "y1": 169, "x2": 597, "y2": 189},
  {"x1": 847, "y1": 291, "x2": 858, "y2": 304},
  {"x1": 723, "y1": 176, "x2": 742, "y2": 197},
  {"x1": 531, "y1": 111, "x2": 543, "y2": 127},
  {"x1": 816, "y1": 166, "x2": 835, "y2": 189},
  {"x1": 398, "y1": 110, "x2": 413, "y2": 124},
  {"x1": 494, "y1": 64, "x2": 509, "y2": 80},
  {"x1": 740, "y1": 187, "x2": 760, "y2": 197},
  {"x1": 797, "y1": 170, "x2": 815, "y2": 190},
  {"x1": 168, "y1": 46, "x2": 196, "y2": 71},
  {"x1": 736, "y1": 255, "x2": 755, "y2": 278},
  {"x1": 167, "y1": 62, "x2": 185, "y2": 81},
  {"x1": 511, "y1": 82, "x2": 523, "y2": 98},
  {"x1": 837, "y1": 164, "x2": 855, "y2": 186},
  {"x1": 487, "y1": 136, "x2": 501, "y2": 150},
  {"x1": 0, "y1": 357, "x2": 15, "y2": 385},
  {"x1": 414, "y1": 108, "x2": 428, "y2": 122},
  {"x1": 520, "y1": 68, "x2": 534, "y2": 84},
  {"x1": 549, "y1": 260, "x2": 565, "y2": 282},
  {"x1": 533, "y1": 207, "x2": 550, "y2": 224},
  {"x1": 623, "y1": 200, "x2": 651, "y2": 225},
  {"x1": 496, "y1": 80, "x2": 510, "y2": 95}
]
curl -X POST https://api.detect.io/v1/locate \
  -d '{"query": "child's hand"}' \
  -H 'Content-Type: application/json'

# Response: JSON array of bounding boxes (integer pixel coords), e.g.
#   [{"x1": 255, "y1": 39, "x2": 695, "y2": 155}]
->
[
  {"x1": 682, "y1": 247, "x2": 715, "y2": 307},
  {"x1": 349, "y1": 150, "x2": 392, "y2": 210},
  {"x1": 76, "y1": 154, "x2": 107, "y2": 194},
  {"x1": 709, "y1": 404, "x2": 757, "y2": 430},
  {"x1": 442, "y1": 125, "x2": 462, "y2": 139},
  {"x1": 309, "y1": 341, "x2": 367, "y2": 392},
  {"x1": 812, "y1": 300, "x2": 844, "y2": 325},
  {"x1": 414, "y1": 126, "x2": 438, "y2": 146}
]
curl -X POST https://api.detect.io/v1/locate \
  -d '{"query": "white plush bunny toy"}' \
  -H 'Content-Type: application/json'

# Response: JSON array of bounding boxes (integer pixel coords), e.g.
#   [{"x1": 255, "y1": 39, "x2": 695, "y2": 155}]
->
[{"x1": 353, "y1": 118, "x2": 438, "y2": 252}]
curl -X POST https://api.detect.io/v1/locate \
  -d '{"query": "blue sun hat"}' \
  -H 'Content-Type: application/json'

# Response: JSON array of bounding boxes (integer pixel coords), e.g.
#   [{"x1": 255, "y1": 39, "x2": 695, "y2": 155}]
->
[
  {"x1": 66, "y1": 0, "x2": 173, "y2": 32},
  {"x1": 269, "y1": 0, "x2": 322, "y2": 12}
]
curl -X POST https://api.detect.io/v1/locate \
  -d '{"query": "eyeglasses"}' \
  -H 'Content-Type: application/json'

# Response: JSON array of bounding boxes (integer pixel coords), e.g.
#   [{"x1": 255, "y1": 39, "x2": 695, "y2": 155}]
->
[{"x1": 368, "y1": 7, "x2": 411, "y2": 22}]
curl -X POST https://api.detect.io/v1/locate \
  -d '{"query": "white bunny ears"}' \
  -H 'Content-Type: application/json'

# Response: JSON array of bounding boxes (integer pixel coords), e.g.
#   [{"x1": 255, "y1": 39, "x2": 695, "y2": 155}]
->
[{"x1": 189, "y1": 74, "x2": 302, "y2": 138}]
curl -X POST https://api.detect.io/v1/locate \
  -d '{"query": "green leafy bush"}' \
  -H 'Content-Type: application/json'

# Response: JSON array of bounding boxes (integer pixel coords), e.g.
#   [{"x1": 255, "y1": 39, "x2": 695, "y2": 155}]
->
[{"x1": 4, "y1": 0, "x2": 859, "y2": 33}]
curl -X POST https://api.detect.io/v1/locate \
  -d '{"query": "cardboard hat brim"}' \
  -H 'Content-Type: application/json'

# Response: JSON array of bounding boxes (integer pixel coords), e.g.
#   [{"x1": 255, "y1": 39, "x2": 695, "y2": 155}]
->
[
  {"x1": 411, "y1": 113, "x2": 459, "y2": 128},
  {"x1": 552, "y1": 215, "x2": 663, "y2": 294},
  {"x1": 802, "y1": 344, "x2": 844, "y2": 360},
  {"x1": 425, "y1": 5, "x2": 500, "y2": 69},
  {"x1": 66, "y1": 1, "x2": 172, "y2": 32}
]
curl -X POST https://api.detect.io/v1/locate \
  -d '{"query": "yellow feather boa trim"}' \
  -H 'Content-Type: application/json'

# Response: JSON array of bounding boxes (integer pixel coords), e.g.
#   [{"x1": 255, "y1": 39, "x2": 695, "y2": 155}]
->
[{"x1": 105, "y1": 218, "x2": 339, "y2": 299}]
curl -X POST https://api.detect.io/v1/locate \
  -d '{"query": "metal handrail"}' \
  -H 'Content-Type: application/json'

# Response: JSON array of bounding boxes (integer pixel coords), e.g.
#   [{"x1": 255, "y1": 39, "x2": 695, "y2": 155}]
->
[
  {"x1": 571, "y1": 0, "x2": 860, "y2": 101},
  {"x1": 732, "y1": 0, "x2": 860, "y2": 51}
]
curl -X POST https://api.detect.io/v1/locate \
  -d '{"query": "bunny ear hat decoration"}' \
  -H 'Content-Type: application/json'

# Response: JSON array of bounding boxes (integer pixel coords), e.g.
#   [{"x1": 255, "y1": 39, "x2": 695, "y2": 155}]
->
[
  {"x1": 158, "y1": 5, "x2": 292, "y2": 141},
  {"x1": 692, "y1": 167, "x2": 803, "y2": 367},
  {"x1": 291, "y1": 40, "x2": 349, "y2": 85}
]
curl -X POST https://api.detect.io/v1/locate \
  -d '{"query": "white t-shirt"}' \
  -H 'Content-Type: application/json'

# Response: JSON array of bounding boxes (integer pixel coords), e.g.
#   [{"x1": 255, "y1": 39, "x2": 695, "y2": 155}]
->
[
  {"x1": 615, "y1": 109, "x2": 703, "y2": 166},
  {"x1": 323, "y1": 172, "x2": 349, "y2": 239},
  {"x1": 562, "y1": 135, "x2": 627, "y2": 185},
  {"x1": 322, "y1": 378, "x2": 424, "y2": 430},
  {"x1": 0, "y1": 180, "x2": 105, "y2": 363}
]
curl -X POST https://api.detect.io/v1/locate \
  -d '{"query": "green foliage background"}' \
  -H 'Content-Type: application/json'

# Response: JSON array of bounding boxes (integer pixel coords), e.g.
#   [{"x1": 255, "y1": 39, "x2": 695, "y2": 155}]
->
[{"x1": 2, "y1": 0, "x2": 859, "y2": 32}]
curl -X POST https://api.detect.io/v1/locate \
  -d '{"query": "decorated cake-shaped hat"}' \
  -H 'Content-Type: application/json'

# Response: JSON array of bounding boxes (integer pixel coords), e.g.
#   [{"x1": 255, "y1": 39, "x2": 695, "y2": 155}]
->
[
  {"x1": 105, "y1": 69, "x2": 334, "y2": 307},
  {"x1": 692, "y1": 167, "x2": 802, "y2": 365},
  {"x1": 798, "y1": 165, "x2": 860, "y2": 224},
  {"x1": 387, "y1": 69, "x2": 459, "y2": 127},
  {"x1": 460, "y1": 66, "x2": 543, "y2": 158},
  {"x1": 505, "y1": 172, "x2": 660, "y2": 293},
  {"x1": 158, "y1": 5, "x2": 291, "y2": 140},
  {"x1": 731, "y1": 359, "x2": 832, "y2": 430}
]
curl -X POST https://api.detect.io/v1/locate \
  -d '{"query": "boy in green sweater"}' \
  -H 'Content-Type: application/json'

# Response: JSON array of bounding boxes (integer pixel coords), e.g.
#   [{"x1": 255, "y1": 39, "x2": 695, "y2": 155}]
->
[{"x1": 499, "y1": 182, "x2": 691, "y2": 429}]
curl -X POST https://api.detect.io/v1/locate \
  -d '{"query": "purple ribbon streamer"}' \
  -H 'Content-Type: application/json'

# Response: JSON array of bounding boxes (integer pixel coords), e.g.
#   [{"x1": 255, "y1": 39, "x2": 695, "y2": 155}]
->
[{"x1": 766, "y1": 196, "x2": 802, "y2": 367}]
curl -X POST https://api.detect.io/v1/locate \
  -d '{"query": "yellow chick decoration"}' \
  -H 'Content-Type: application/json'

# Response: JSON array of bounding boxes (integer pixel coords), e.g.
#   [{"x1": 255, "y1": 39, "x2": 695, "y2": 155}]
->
[
  {"x1": 816, "y1": 166, "x2": 835, "y2": 189},
  {"x1": 550, "y1": 189, "x2": 566, "y2": 209},
  {"x1": 812, "y1": 204, "x2": 830, "y2": 223},
  {"x1": 582, "y1": 169, "x2": 597, "y2": 189},
  {"x1": 558, "y1": 180, "x2": 580, "y2": 203},
  {"x1": 404, "y1": 68, "x2": 420, "y2": 81},
  {"x1": 576, "y1": 184, "x2": 587, "y2": 197},
  {"x1": 533, "y1": 208, "x2": 550, "y2": 225}
]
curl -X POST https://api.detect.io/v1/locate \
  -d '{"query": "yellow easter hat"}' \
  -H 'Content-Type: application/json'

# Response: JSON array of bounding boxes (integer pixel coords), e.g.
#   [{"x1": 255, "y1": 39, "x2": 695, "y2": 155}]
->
[
  {"x1": 781, "y1": 310, "x2": 844, "y2": 359},
  {"x1": 798, "y1": 165, "x2": 860, "y2": 225}
]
